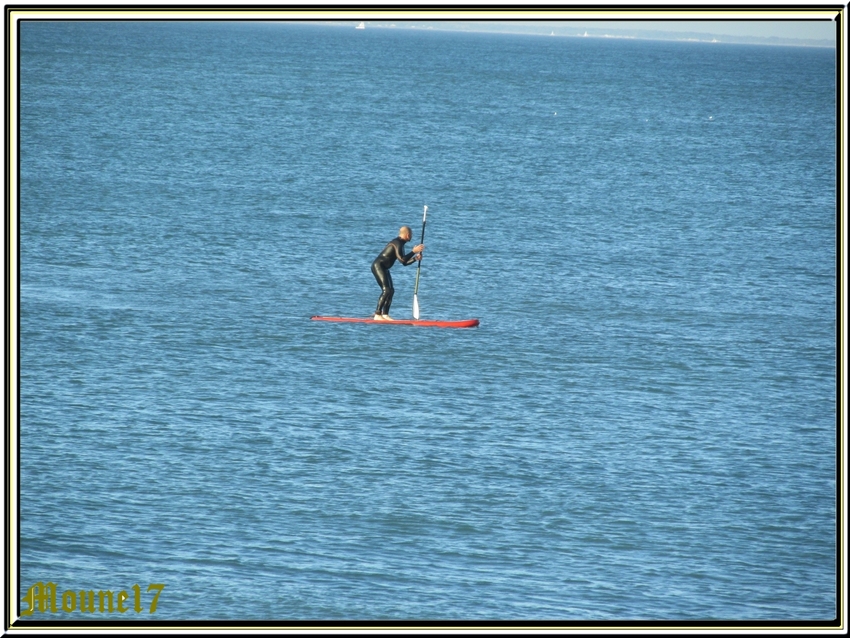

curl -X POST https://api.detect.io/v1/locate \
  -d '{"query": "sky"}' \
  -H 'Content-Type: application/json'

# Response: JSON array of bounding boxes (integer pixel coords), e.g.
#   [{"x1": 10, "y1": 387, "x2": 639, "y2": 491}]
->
[
  {"x1": 1, "y1": 3, "x2": 841, "y2": 47},
  {"x1": 378, "y1": 20, "x2": 838, "y2": 47},
  {"x1": 564, "y1": 21, "x2": 835, "y2": 40}
]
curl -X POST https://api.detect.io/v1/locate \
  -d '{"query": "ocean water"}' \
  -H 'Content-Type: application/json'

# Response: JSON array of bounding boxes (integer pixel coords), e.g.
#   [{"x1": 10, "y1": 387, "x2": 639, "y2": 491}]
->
[{"x1": 18, "y1": 21, "x2": 836, "y2": 621}]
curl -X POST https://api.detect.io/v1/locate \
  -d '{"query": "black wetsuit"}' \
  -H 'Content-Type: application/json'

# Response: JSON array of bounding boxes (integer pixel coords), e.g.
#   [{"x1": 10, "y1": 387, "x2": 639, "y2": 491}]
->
[{"x1": 372, "y1": 236, "x2": 418, "y2": 316}]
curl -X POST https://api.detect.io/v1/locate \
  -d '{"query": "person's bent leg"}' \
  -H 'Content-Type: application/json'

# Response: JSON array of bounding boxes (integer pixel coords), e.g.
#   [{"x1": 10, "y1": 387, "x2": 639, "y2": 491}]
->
[
  {"x1": 372, "y1": 262, "x2": 393, "y2": 318},
  {"x1": 382, "y1": 271, "x2": 395, "y2": 317}
]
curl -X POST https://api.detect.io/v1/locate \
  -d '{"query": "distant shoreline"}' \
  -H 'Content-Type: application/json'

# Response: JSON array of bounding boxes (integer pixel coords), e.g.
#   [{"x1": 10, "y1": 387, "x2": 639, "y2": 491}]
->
[{"x1": 312, "y1": 21, "x2": 836, "y2": 49}]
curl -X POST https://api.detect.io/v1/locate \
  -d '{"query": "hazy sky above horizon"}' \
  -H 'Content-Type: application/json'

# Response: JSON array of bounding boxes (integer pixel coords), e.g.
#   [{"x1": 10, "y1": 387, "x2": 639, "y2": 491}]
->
[
  {"x1": 360, "y1": 18, "x2": 838, "y2": 44},
  {"x1": 564, "y1": 20, "x2": 835, "y2": 41}
]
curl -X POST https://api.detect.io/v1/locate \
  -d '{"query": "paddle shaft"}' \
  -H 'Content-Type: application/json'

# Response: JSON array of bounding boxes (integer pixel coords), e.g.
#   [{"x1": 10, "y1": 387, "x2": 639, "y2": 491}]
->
[{"x1": 413, "y1": 206, "x2": 427, "y2": 296}]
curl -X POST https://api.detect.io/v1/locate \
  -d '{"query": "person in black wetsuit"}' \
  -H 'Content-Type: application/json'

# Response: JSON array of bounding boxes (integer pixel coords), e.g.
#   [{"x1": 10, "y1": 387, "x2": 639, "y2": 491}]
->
[{"x1": 371, "y1": 226, "x2": 424, "y2": 320}]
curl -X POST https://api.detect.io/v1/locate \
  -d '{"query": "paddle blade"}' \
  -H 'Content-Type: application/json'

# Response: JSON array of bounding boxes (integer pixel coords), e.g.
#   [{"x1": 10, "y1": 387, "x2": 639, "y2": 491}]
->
[{"x1": 413, "y1": 294, "x2": 420, "y2": 320}]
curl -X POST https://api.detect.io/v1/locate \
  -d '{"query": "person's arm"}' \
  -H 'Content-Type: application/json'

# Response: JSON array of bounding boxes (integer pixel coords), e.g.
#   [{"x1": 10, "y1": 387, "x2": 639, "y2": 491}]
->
[
  {"x1": 408, "y1": 244, "x2": 424, "y2": 264},
  {"x1": 393, "y1": 241, "x2": 423, "y2": 265}
]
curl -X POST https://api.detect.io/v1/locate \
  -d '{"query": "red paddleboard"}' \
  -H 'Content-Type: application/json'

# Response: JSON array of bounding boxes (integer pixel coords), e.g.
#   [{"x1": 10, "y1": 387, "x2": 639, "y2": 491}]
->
[{"x1": 311, "y1": 316, "x2": 479, "y2": 329}]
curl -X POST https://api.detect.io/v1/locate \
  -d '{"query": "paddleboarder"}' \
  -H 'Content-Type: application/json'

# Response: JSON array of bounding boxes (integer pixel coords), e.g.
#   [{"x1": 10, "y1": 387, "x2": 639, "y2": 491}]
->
[{"x1": 372, "y1": 226, "x2": 424, "y2": 320}]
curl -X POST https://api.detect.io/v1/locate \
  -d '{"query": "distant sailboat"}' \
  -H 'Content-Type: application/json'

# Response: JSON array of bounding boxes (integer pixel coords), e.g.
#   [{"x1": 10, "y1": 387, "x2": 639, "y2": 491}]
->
[{"x1": 356, "y1": 22, "x2": 365, "y2": 29}]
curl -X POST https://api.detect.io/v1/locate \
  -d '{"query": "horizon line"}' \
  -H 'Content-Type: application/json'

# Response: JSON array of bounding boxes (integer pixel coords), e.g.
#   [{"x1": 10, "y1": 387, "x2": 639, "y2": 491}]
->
[{"x1": 317, "y1": 21, "x2": 837, "y2": 49}]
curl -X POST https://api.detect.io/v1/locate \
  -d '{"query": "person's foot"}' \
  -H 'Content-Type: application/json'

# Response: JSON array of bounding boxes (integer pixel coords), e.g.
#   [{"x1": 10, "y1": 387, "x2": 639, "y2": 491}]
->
[
  {"x1": 373, "y1": 314, "x2": 385, "y2": 321},
  {"x1": 382, "y1": 314, "x2": 394, "y2": 321}
]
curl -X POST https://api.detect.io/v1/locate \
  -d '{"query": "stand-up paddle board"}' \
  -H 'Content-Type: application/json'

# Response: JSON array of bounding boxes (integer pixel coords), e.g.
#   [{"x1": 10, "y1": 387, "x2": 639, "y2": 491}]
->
[{"x1": 311, "y1": 316, "x2": 479, "y2": 329}]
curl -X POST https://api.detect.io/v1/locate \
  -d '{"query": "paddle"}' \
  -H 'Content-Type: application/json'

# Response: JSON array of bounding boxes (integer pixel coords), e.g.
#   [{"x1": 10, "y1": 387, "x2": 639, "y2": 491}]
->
[{"x1": 412, "y1": 205, "x2": 427, "y2": 319}]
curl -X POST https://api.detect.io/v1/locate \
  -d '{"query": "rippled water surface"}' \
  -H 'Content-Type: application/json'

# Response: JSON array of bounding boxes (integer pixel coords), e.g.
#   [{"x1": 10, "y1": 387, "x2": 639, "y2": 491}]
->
[{"x1": 18, "y1": 21, "x2": 836, "y2": 620}]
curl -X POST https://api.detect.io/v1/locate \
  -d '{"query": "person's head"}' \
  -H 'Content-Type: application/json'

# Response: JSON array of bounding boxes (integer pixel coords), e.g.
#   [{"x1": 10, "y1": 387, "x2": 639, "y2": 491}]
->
[{"x1": 399, "y1": 226, "x2": 413, "y2": 242}]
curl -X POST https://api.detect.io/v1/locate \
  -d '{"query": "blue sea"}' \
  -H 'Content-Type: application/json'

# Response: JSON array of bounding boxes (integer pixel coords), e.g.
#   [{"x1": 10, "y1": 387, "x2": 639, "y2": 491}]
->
[{"x1": 18, "y1": 21, "x2": 837, "y2": 621}]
